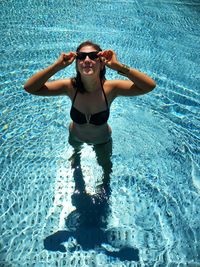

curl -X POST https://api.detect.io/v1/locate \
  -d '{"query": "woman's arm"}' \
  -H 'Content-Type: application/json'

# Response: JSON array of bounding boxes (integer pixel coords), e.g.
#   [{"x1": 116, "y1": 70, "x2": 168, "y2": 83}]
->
[
  {"x1": 98, "y1": 50, "x2": 156, "y2": 97},
  {"x1": 23, "y1": 52, "x2": 76, "y2": 96}
]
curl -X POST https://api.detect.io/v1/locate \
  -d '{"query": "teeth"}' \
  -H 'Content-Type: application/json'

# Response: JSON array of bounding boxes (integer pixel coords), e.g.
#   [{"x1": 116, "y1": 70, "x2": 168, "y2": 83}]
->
[{"x1": 83, "y1": 65, "x2": 92, "y2": 67}]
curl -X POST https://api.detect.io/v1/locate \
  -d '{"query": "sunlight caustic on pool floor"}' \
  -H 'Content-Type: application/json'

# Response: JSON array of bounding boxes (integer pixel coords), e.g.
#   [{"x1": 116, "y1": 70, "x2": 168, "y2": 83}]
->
[{"x1": 1, "y1": 0, "x2": 200, "y2": 266}]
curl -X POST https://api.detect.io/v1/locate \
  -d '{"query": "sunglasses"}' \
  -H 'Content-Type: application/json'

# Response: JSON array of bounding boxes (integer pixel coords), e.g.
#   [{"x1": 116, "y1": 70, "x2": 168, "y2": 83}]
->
[{"x1": 76, "y1": 51, "x2": 99, "y2": 60}]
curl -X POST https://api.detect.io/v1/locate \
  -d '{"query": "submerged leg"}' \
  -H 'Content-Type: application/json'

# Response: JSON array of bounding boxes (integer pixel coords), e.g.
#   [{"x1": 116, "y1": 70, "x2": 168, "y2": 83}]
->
[
  {"x1": 93, "y1": 139, "x2": 113, "y2": 198},
  {"x1": 68, "y1": 134, "x2": 85, "y2": 193}
]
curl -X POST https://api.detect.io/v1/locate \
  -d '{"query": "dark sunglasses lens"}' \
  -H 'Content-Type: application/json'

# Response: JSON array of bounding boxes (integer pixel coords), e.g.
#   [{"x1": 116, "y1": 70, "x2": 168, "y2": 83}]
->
[
  {"x1": 77, "y1": 52, "x2": 99, "y2": 60},
  {"x1": 77, "y1": 53, "x2": 86, "y2": 60},
  {"x1": 89, "y1": 52, "x2": 99, "y2": 60}
]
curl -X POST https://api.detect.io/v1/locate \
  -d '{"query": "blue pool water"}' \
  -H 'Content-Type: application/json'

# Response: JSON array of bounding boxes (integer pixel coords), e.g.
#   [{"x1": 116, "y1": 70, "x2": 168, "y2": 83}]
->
[{"x1": 1, "y1": 0, "x2": 200, "y2": 266}]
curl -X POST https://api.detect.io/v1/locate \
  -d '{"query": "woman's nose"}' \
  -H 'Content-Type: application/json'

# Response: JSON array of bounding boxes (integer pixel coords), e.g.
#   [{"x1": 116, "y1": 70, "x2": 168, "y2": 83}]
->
[{"x1": 84, "y1": 55, "x2": 91, "y2": 61}]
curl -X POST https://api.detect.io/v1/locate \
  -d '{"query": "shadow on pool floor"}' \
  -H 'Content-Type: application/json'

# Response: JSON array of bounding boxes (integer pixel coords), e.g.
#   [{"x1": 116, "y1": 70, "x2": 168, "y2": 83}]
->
[
  {"x1": 44, "y1": 190, "x2": 139, "y2": 262},
  {"x1": 44, "y1": 153, "x2": 139, "y2": 262}
]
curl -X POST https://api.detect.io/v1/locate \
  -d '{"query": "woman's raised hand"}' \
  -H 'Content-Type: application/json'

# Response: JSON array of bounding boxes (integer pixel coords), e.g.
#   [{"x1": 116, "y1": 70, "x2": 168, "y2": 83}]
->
[
  {"x1": 98, "y1": 50, "x2": 120, "y2": 71},
  {"x1": 55, "y1": 52, "x2": 77, "y2": 69}
]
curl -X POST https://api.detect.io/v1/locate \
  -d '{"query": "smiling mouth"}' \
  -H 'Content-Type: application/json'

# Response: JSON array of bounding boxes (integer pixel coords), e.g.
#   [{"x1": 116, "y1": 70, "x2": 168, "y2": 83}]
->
[
  {"x1": 83, "y1": 65, "x2": 92, "y2": 68},
  {"x1": 83, "y1": 66, "x2": 92, "y2": 71}
]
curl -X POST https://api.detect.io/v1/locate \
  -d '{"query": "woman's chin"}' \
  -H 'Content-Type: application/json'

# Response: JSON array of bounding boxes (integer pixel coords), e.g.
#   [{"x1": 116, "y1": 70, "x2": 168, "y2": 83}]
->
[{"x1": 82, "y1": 70, "x2": 94, "y2": 76}]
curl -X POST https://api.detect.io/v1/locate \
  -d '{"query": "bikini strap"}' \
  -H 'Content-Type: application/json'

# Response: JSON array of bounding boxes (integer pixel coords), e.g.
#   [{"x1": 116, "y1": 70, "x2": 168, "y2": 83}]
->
[
  {"x1": 100, "y1": 80, "x2": 109, "y2": 108},
  {"x1": 72, "y1": 88, "x2": 78, "y2": 105}
]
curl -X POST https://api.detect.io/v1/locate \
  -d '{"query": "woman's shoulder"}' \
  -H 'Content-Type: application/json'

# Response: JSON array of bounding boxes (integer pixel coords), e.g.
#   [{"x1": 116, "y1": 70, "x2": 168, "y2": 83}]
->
[
  {"x1": 61, "y1": 77, "x2": 74, "y2": 88},
  {"x1": 103, "y1": 79, "x2": 127, "y2": 89},
  {"x1": 60, "y1": 78, "x2": 76, "y2": 98},
  {"x1": 103, "y1": 79, "x2": 121, "y2": 103},
  {"x1": 103, "y1": 79, "x2": 117, "y2": 86}
]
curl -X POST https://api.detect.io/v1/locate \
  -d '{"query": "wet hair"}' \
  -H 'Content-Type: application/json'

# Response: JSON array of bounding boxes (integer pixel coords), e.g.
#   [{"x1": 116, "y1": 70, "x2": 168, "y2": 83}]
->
[{"x1": 71, "y1": 41, "x2": 106, "y2": 93}]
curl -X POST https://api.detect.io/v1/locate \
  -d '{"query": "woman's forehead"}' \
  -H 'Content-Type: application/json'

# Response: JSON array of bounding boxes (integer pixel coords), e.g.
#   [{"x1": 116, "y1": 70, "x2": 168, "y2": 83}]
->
[{"x1": 79, "y1": 45, "x2": 97, "y2": 53}]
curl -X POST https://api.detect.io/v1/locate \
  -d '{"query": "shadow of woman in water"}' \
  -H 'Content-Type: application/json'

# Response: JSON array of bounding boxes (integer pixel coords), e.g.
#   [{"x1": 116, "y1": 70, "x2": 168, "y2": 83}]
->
[{"x1": 44, "y1": 139, "x2": 139, "y2": 262}]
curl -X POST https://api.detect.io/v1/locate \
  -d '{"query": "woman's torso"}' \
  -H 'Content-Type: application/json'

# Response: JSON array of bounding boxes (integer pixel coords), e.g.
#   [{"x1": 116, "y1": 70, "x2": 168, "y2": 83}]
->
[{"x1": 68, "y1": 80, "x2": 114, "y2": 144}]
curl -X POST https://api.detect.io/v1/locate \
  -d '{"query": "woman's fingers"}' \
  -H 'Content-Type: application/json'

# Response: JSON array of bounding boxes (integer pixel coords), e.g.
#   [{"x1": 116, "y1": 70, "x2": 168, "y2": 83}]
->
[
  {"x1": 99, "y1": 50, "x2": 115, "y2": 61},
  {"x1": 55, "y1": 52, "x2": 76, "y2": 69},
  {"x1": 63, "y1": 52, "x2": 76, "y2": 62},
  {"x1": 99, "y1": 50, "x2": 119, "y2": 70},
  {"x1": 58, "y1": 52, "x2": 76, "y2": 67}
]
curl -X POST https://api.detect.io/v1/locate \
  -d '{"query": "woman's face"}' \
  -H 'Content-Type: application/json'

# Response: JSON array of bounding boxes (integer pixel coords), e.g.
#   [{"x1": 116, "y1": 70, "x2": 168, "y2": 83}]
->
[{"x1": 76, "y1": 45, "x2": 102, "y2": 77}]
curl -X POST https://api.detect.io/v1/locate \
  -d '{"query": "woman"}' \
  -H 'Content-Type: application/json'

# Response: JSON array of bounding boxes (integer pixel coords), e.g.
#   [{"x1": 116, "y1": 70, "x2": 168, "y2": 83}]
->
[
  {"x1": 24, "y1": 40, "x2": 156, "y2": 145},
  {"x1": 24, "y1": 41, "x2": 156, "y2": 256},
  {"x1": 24, "y1": 39, "x2": 156, "y2": 181}
]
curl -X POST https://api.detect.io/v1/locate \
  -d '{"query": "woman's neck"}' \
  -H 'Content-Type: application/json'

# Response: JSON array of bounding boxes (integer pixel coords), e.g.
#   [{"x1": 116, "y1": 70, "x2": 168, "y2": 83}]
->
[{"x1": 81, "y1": 76, "x2": 101, "y2": 93}]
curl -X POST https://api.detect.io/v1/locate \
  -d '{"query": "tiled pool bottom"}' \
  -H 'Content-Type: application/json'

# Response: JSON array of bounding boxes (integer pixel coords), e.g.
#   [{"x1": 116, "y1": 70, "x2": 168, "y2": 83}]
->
[
  {"x1": 1, "y1": 0, "x2": 200, "y2": 265},
  {"x1": 1, "y1": 95, "x2": 200, "y2": 266}
]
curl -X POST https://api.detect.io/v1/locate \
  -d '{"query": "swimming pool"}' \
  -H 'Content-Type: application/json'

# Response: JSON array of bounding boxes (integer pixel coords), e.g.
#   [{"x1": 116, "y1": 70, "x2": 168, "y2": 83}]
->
[{"x1": 1, "y1": 0, "x2": 200, "y2": 266}]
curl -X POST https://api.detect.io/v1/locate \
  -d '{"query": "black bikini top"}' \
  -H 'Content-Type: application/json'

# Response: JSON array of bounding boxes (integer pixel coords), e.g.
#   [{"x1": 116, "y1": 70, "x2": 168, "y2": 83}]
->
[{"x1": 70, "y1": 83, "x2": 110, "y2": 126}]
